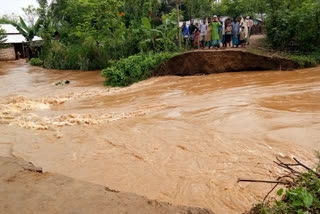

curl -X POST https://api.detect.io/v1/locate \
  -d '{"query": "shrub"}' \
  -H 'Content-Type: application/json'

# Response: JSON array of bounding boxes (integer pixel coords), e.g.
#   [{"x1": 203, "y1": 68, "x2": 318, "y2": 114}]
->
[
  {"x1": 101, "y1": 52, "x2": 179, "y2": 87},
  {"x1": 30, "y1": 58, "x2": 43, "y2": 66},
  {"x1": 43, "y1": 39, "x2": 110, "y2": 71}
]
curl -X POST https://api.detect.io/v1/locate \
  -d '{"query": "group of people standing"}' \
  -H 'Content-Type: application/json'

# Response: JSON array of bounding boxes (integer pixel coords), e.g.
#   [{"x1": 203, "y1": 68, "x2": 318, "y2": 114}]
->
[{"x1": 181, "y1": 16, "x2": 253, "y2": 51}]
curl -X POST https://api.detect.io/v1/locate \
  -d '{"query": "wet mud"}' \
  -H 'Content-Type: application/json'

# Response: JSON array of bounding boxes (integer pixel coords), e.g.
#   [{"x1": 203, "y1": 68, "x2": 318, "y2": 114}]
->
[
  {"x1": 152, "y1": 51, "x2": 297, "y2": 76},
  {"x1": 0, "y1": 60, "x2": 319, "y2": 213},
  {"x1": 0, "y1": 157, "x2": 213, "y2": 214}
]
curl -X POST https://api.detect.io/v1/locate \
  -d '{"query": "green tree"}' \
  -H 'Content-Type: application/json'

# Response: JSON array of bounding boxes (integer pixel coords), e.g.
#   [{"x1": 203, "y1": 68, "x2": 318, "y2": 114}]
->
[
  {"x1": 182, "y1": 0, "x2": 215, "y2": 20},
  {"x1": 212, "y1": 0, "x2": 262, "y2": 18},
  {"x1": 0, "y1": 14, "x2": 19, "y2": 24},
  {"x1": 22, "y1": 5, "x2": 39, "y2": 26},
  {"x1": 266, "y1": 0, "x2": 320, "y2": 52}
]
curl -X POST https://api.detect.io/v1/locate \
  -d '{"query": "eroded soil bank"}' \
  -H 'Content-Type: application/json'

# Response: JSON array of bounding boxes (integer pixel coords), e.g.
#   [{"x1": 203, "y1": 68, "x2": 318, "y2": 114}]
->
[
  {"x1": 0, "y1": 157, "x2": 212, "y2": 214},
  {"x1": 0, "y1": 61, "x2": 320, "y2": 213},
  {"x1": 152, "y1": 51, "x2": 297, "y2": 76}
]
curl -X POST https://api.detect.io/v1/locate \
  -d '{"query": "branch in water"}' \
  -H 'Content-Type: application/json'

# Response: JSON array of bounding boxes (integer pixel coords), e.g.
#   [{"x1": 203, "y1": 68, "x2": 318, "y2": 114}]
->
[{"x1": 237, "y1": 179, "x2": 289, "y2": 185}]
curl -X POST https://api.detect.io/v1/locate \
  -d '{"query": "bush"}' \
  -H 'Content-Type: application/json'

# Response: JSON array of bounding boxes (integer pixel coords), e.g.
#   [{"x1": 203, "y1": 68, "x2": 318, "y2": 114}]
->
[
  {"x1": 30, "y1": 58, "x2": 43, "y2": 66},
  {"x1": 43, "y1": 39, "x2": 110, "y2": 71},
  {"x1": 101, "y1": 52, "x2": 179, "y2": 87}
]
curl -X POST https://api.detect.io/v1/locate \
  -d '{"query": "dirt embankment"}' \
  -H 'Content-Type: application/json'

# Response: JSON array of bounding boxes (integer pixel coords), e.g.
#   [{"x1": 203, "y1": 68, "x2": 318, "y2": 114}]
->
[
  {"x1": 0, "y1": 157, "x2": 213, "y2": 214},
  {"x1": 152, "y1": 51, "x2": 297, "y2": 76}
]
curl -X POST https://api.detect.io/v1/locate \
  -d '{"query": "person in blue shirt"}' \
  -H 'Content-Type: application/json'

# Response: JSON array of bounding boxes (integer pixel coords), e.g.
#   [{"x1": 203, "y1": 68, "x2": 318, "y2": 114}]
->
[
  {"x1": 231, "y1": 17, "x2": 241, "y2": 48},
  {"x1": 181, "y1": 21, "x2": 189, "y2": 51},
  {"x1": 218, "y1": 16, "x2": 223, "y2": 33},
  {"x1": 218, "y1": 16, "x2": 223, "y2": 44}
]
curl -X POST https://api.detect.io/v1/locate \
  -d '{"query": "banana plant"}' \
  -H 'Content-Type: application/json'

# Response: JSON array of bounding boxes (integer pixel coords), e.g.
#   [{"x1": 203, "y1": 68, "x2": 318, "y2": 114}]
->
[
  {"x1": 139, "y1": 16, "x2": 164, "y2": 51},
  {"x1": 9, "y1": 17, "x2": 42, "y2": 59},
  {"x1": 141, "y1": 17, "x2": 163, "y2": 50},
  {"x1": 11, "y1": 17, "x2": 42, "y2": 42}
]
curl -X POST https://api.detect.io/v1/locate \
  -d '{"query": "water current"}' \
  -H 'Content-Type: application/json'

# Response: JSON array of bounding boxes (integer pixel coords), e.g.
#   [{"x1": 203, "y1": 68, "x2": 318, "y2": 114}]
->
[{"x1": 0, "y1": 60, "x2": 319, "y2": 213}]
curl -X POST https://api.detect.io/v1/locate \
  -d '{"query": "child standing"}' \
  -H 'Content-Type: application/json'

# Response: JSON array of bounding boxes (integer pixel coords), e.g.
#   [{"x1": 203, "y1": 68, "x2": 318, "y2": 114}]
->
[{"x1": 224, "y1": 22, "x2": 232, "y2": 48}]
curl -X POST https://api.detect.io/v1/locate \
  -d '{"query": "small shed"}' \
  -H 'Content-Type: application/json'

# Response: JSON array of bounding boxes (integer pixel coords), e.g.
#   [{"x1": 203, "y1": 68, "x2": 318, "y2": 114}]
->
[{"x1": 0, "y1": 24, "x2": 42, "y2": 60}]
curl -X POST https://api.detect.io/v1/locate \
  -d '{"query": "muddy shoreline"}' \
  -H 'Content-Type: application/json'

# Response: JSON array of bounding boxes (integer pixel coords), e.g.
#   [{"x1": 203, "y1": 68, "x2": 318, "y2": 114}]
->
[
  {"x1": 152, "y1": 51, "x2": 297, "y2": 77},
  {"x1": 0, "y1": 156, "x2": 213, "y2": 214}
]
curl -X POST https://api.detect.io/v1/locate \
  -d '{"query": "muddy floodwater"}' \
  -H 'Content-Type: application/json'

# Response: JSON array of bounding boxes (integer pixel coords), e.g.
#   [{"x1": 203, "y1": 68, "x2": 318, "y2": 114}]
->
[{"x1": 1, "y1": 60, "x2": 320, "y2": 213}]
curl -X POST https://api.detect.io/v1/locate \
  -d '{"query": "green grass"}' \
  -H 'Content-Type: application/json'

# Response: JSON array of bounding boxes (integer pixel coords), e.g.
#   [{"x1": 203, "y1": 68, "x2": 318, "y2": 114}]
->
[
  {"x1": 249, "y1": 37, "x2": 320, "y2": 69},
  {"x1": 287, "y1": 54, "x2": 319, "y2": 68}
]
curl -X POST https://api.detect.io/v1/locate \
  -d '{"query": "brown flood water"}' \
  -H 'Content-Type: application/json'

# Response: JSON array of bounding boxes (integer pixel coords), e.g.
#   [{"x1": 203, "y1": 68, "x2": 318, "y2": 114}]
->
[{"x1": 1, "y1": 60, "x2": 320, "y2": 213}]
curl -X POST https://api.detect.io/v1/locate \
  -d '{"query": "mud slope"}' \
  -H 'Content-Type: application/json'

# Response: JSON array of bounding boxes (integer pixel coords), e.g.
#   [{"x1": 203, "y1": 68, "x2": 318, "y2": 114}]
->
[
  {"x1": 152, "y1": 51, "x2": 297, "y2": 76},
  {"x1": 0, "y1": 157, "x2": 213, "y2": 214}
]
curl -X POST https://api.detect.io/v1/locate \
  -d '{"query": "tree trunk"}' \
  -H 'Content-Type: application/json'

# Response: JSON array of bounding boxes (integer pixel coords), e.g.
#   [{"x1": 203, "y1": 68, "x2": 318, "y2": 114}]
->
[{"x1": 176, "y1": 0, "x2": 181, "y2": 49}]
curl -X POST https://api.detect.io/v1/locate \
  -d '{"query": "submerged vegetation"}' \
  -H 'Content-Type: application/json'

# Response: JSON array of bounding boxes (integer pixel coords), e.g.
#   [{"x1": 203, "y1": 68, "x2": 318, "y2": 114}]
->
[{"x1": 30, "y1": 58, "x2": 43, "y2": 66}]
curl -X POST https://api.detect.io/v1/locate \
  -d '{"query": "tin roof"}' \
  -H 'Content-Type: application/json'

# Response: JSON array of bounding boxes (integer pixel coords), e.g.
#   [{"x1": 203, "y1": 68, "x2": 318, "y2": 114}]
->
[
  {"x1": 0, "y1": 24, "x2": 42, "y2": 43},
  {"x1": 5, "y1": 34, "x2": 42, "y2": 43},
  {"x1": 0, "y1": 24, "x2": 19, "y2": 34}
]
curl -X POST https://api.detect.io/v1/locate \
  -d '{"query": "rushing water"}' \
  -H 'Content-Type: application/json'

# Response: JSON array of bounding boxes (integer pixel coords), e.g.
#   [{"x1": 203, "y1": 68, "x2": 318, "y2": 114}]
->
[{"x1": 1, "y1": 60, "x2": 320, "y2": 213}]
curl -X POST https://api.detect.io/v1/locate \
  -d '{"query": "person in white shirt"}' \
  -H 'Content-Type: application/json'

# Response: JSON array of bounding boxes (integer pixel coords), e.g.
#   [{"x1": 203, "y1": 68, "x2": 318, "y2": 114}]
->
[
  {"x1": 247, "y1": 16, "x2": 253, "y2": 45},
  {"x1": 241, "y1": 16, "x2": 252, "y2": 45},
  {"x1": 199, "y1": 18, "x2": 207, "y2": 49}
]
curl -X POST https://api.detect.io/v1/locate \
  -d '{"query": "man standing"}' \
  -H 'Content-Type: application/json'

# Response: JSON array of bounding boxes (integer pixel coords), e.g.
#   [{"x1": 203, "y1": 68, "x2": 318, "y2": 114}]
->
[
  {"x1": 241, "y1": 16, "x2": 249, "y2": 44},
  {"x1": 188, "y1": 19, "x2": 199, "y2": 50},
  {"x1": 199, "y1": 18, "x2": 207, "y2": 49},
  {"x1": 181, "y1": 21, "x2": 189, "y2": 51},
  {"x1": 247, "y1": 16, "x2": 253, "y2": 45},
  {"x1": 231, "y1": 17, "x2": 240, "y2": 48}
]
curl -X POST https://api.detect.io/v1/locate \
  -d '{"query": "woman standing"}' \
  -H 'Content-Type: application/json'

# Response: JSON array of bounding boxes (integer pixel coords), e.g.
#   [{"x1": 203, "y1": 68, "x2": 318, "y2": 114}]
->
[
  {"x1": 205, "y1": 18, "x2": 212, "y2": 49},
  {"x1": 231, "y1": 17, "x2": 240, "y2": 48},
  {"x1": 210, "y1": 15, "x2": 222, "y2": 49}
]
